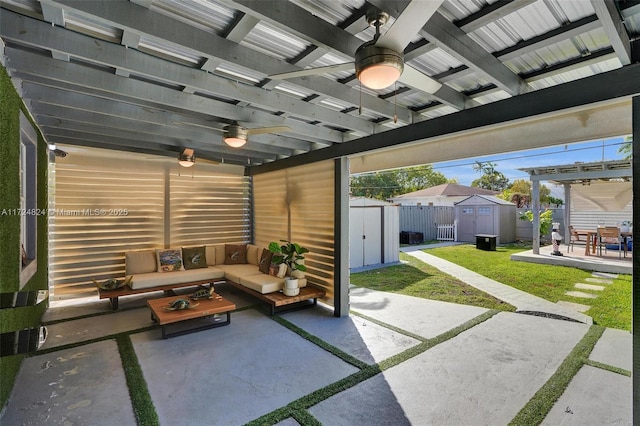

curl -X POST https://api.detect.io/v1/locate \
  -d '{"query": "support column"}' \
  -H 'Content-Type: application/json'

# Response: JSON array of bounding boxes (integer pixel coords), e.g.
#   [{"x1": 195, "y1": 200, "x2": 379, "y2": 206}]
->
[
  {"x1": 632, "y1": 95, "x2": 639, "y2": 422},
  {"x1": 532, "y1": 180, "x2": 540, "y2": 254},
  {"x1": 334, "y1": 157, "x2": 350, "y2": 317},
  {"x1": 563, "y1": 183, "x2": 571, "y2": 243}
]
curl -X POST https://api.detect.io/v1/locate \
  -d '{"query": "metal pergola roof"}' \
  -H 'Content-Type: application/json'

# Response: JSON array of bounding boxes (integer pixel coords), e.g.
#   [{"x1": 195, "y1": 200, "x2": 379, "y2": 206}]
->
[
  {"x1": 519, "y1": 159, "x2": 633, "y2": 184},
  {"x1": 1, "y1": 0, "x2": 640, "y2": 168}
]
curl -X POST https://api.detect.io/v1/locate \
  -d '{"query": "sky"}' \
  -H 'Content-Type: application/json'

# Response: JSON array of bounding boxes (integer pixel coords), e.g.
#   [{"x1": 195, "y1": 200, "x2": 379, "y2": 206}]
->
[{"x1": 429, "y1": 136, "x2": 629, "y2": 197}]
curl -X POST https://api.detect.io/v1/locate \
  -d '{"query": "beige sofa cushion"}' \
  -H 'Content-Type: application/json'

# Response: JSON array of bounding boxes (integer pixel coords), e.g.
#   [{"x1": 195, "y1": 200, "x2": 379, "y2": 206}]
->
[
  {"x1": 125, "y1": 250, "x2": 157, "y2": 275},
  {"x1": 205, "y1": 245, "x2": 217, "y2": 266},
  {"x1": 240, "y1": 274, "x2": 308, "y2": 294},
  {"x1": 239, "y1": 274, "x2": 283, "y2": 294},
  {"x1": 129, "y1": 266, "x2": 225, "y2": 290},
  {"x1": 215, "y1": 264, "x2": 262, "y2": 283},
  {"x1": 246, "y1": 244, "x2": 260, "y2": 266}
]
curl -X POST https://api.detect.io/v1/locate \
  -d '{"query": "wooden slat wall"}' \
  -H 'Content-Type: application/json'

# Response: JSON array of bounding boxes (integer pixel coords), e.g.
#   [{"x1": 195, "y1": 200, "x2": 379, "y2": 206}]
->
[
  {"x1": 170, "y1": 171, "x2": 250, "y2": 246},
  {"x1": 253, "y1": 161, "x2": 335, "y2": 304},
  {"x1": 49, "y1": 148, "x2": 248, "y2": 298}
]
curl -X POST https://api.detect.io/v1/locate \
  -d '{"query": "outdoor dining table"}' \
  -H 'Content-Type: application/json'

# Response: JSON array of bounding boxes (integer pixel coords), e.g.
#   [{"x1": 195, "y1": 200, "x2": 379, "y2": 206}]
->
[
  {"x1": 573, "y1": 229, "x2": 598, "y2": 256},
  {"x1": 574, "y1": 228, "x2": 631, "y2": 257}
]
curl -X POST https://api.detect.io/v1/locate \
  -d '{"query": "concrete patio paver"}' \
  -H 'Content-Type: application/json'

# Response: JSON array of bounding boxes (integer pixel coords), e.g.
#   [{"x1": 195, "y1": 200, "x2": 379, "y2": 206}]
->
[
  {"x1": 130, "y1": 309, "x2": 358, "y2": 425},
  {"x1": 542, "y1": 365, "x2": 631, "y2": 425},
  {"x1": 565, "y1": 291, "x2": 598, "y2": 299},
  {"x1": 590, "y1": 328, "x2": 632, "y2": 371},
  {"x1": 309, "y1": 312, "x2": 589, "y2": 426},
  {"x1": 584, "y1": 277, "x2": 614, "y2": 285},
  {"x1": 556, "y1": 300, "x2": 591, "y2": 313},
  {"x1": 349, "y1": 286, "x2": 488, "y2": 339},
  {"x1": 402, "y1": 249, "x2": 592, "y2": 324},
  {"x1": 281, "y1": 305, "x2": 420, "y2": 365},
  {"x1": 574, "y1": 283, "x2": 605, "y2": 291},
  {"x1": 1, "y1": 340, "x2": 136, "y2": 426}
]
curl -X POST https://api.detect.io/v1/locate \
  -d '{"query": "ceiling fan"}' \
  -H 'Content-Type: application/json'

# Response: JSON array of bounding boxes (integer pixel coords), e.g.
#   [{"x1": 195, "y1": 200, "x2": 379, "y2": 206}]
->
[
  {"x1": 171, "y1": 120, "x2": 290, "y2": 148},
  {"x1": 222, "y1": 121, "x2": 290, "y2": 148},
  {"x1": 268, "y1": 1, "x2": 443, "y2": 94},
  {"x1": 177, "y1": 148, "x2": 220, "y2": 167}
]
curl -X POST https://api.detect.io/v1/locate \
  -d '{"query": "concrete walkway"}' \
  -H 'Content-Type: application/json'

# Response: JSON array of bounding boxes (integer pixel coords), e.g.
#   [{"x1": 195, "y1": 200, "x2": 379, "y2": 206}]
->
[
  {"x1": 401, "y1": 246, "x2": 592, "y2": 324},
  {"x1": 1, "y1": 282, "x2": 630, "y2": 425}
]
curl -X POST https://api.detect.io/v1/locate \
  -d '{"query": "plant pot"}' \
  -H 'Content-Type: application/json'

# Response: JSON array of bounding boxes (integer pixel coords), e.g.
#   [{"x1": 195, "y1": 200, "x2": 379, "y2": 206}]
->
[
  {"x1": 620, "y1": 226, "x2": 630, "y2": 233},
  {"x1": 283, "y1": 278, "x2": 299, "y2": 296}
]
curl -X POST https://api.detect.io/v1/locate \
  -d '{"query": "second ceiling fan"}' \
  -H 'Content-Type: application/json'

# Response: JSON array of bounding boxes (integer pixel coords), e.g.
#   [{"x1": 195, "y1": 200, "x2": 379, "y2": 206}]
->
[{"x1": 268, "y1": 0, "x2": 444, "y2": 94}]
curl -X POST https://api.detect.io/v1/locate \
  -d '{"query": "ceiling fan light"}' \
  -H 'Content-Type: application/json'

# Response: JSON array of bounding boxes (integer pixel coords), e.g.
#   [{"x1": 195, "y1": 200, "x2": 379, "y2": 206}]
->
[
  {"x1": 224, "y1": 123, "x2": 248, "y2": 148},
  {"x1": 224, "y1": 136, "x2": 247, "y2": 148},
  {"x1": 178, "y1": 150, "x2": 195, "y2": 167},
  {"x1": 355, "y1": 43, "x2": 403, "y2": 90}
]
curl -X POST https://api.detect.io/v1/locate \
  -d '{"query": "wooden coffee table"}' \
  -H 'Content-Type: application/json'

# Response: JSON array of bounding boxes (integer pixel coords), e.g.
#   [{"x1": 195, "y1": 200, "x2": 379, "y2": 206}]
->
[{"x1": 147, "y1": 293, "x2": 236, "y2": 339}]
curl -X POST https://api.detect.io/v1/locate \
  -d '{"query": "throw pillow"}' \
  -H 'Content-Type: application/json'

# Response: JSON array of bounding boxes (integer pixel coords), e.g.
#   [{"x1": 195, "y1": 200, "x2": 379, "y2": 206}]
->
[
  {"x1": 269, "y1": 263, "x2": 287, "y2": 278},
  {"x1": 182, "y1": 246, "x2": 208, "y2": 270},
  {"x1": 224, "y1": 244, "x2": 247, "y2": 265},
  {"x1": 156, "y1": 248, "x2": 184, "y2": 272},
  {"x1": 258, "y1": 249, "x2": 273, "y2": 274}
]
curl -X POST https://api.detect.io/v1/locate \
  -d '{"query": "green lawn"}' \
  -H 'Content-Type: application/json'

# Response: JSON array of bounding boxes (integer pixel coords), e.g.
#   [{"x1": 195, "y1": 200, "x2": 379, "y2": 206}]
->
[
  {"x1": 426, "y1": 244, "x2": 631, "y2": 331},
  {"x1": 350, "y1": 253, "x2": 515, "y2": 312}
]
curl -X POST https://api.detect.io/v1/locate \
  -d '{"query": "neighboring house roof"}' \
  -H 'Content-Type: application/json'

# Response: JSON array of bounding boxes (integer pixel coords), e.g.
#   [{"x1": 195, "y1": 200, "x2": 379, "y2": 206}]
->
[
  {"x1": 455, "y1": 194, "x2": 515, "y2": 206},
  {"x1": 393, "y1": 183, "x2": 497, "y2": 199}
]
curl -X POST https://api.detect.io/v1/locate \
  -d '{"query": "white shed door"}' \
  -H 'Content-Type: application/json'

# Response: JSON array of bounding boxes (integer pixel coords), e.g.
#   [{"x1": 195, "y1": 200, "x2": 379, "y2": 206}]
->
[
  {"x1": 350, "y1": 207, "x2": 382, "y2": 268},
  {"x1": 476, "y1": 206, "x2": 495, "y2": 235}
]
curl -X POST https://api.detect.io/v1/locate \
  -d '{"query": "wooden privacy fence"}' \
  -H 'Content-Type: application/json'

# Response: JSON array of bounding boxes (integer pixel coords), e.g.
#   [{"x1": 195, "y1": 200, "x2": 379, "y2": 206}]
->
[{"x1": 399, "y1": 206, "x2": 455, "y2": 242}]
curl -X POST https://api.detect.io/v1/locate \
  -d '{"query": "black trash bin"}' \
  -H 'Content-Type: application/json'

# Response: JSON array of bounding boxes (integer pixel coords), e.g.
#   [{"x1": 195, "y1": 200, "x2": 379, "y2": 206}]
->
[
  {"x1": 400, "y1": 231, "x2": 424, "y2": 245},
  {"x1": 475, "y1": 234, "x2": 497, "y2": 251}
]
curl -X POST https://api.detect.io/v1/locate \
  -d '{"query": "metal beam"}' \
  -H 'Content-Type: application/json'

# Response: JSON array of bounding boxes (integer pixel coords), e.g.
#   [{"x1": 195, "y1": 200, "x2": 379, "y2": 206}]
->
[
  {"x1": 223, "y1": 12, "x2": 259, "y2": 43},
  {"x1": 368, "y1": 0, "x2": 529, "y2": 96},
  {"x1": 252, "y1": 62, "x2": 640, "y2": 174},
  {"x1": 590, "y1": 0, "x2": 632, "y2": 65},
  {"x1": 24, "y1": 83, "x2": 318, "y2": 152},
  {"x1": 7, "y1": 48, "x2": 344, "y2": 145},
  {"x1": 0, "y1": 11, "x2": 379, "y2": 136},
  {"x1": 455, "y1": 0, "x2": 537, "y2": 33},
  {"x1": 225, "y1": 0, "x2": 466, "y2": 111},
  {"x1": 46, "y1": 0, "x2": 412, "y2": 122}
]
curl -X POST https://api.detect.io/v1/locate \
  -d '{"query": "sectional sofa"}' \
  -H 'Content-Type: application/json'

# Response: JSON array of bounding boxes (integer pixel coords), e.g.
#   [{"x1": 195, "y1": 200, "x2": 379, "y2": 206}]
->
[{"x1": 97, "y1": 243, "x2": 307, "y2": 309}]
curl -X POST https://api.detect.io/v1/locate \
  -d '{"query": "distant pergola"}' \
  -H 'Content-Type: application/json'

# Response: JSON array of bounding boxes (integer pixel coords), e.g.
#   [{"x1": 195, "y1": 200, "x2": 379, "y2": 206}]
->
[{"x1": 519, "y1": 159, "x2": 632, "y2": 254}]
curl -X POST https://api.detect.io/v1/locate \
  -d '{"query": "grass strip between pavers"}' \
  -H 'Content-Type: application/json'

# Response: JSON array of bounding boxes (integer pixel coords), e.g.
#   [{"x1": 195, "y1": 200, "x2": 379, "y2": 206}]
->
[
  {"x1": 271, "y1": 315, "x2": 370, "y2": 370},
  {"x1": 248, "y1": 309, "x2": 500, "y2": 425},
  {"x1": 116, "y1": 334, "x2": 160, "y2": 426},
  {"x1": 584, "y1": 359, "x2": 631, "y2": 377},
  {"x1": 350, "y1": 310, "x2": 428, "y2": 342},
  {"x1": 509, "y1": 325, "x2": 605, "y2": 426}
]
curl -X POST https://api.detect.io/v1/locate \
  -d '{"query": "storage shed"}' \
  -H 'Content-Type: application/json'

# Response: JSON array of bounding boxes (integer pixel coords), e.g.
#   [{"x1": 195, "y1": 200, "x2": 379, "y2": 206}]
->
[
  {"x1": 350, "y1": 198, "x2": 400, "y2": 268},
  {"x1": 455, "y1": 195, "x2": 516, "y2": 244}
]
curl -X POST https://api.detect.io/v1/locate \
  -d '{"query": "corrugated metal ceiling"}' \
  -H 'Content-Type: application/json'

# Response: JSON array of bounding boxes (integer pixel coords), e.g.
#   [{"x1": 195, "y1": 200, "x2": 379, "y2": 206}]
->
[{"x1": 1, "y1": 0, "x2": 638, "y2": 167}]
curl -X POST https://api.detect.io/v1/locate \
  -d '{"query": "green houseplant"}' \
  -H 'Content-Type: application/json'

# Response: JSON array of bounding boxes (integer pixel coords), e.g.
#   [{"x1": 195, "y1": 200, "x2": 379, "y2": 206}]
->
[{"x1": 268, "y1": 240, "x2": 309, "y2": 296}]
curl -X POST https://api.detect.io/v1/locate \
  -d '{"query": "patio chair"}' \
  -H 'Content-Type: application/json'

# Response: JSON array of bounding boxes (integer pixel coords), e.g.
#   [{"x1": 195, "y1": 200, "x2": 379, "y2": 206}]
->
[
  {"x1": 598, "y1": 226, "x2": 622, "y2": 258},
  {"x1": 568, "y1": 226, "x2": 586, "y2": 252}
]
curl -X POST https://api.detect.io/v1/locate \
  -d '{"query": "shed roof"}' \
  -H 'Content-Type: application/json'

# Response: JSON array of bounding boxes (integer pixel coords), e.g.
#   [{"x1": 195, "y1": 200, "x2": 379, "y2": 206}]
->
[
  {"x1": 393, "y1": 183, "x2": 496, "y2": 198},
  {"x1": 455, "y1": 194, "x2": 515, "y2": 206}
]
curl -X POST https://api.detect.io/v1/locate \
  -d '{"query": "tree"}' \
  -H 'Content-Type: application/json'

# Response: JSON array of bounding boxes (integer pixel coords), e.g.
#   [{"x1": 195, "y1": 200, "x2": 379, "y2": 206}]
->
[
  {"x1": 470, "y1": 161, "x2": 510, "y2": 192},
  {"x1": 618, "y1": 135, "x2": 632, "y2": 159},
  {"x1": 350, "y1": 165, "x2": 449, "y2": 200},
  {"x1": 499, "y1": 178, "x2": 552, "y2": 207}
]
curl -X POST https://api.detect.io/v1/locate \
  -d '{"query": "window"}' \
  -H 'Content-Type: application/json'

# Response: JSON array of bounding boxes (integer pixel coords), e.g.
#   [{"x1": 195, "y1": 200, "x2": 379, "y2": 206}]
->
[
  {"x1": 478, "y1": 207, "x2": 491, "y2": 215},
  {"x1": 462, "y1": 208, "x2": 473, "y2": 214},
  {"x1": 19, "y1": 111, "x2": 37, "y2": 288}
]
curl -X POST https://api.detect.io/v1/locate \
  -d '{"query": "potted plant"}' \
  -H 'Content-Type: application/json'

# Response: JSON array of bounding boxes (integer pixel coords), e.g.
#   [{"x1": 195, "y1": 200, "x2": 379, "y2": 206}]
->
[
  {"x1": 620, "y1": 220, "x2": 632, "y2": 233},
  {"x1": 268, "y1": 240, "x2": 309, "y2": 296}
]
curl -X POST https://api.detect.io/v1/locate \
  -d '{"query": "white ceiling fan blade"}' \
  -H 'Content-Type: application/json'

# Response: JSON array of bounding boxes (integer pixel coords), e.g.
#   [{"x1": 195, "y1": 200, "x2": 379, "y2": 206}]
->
[
  {"x1": 376, "y1": 0, "x2": 444, "y2": 52},
  {"x1": 398, "y1": 64, "x2": 442, "y2": 93},
  {"x1": 268, "y1": 63, "x2": 355, "y2": 80},
  {"x1": 246, "y1": 126, "x2": 291, "y2": 135}
]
